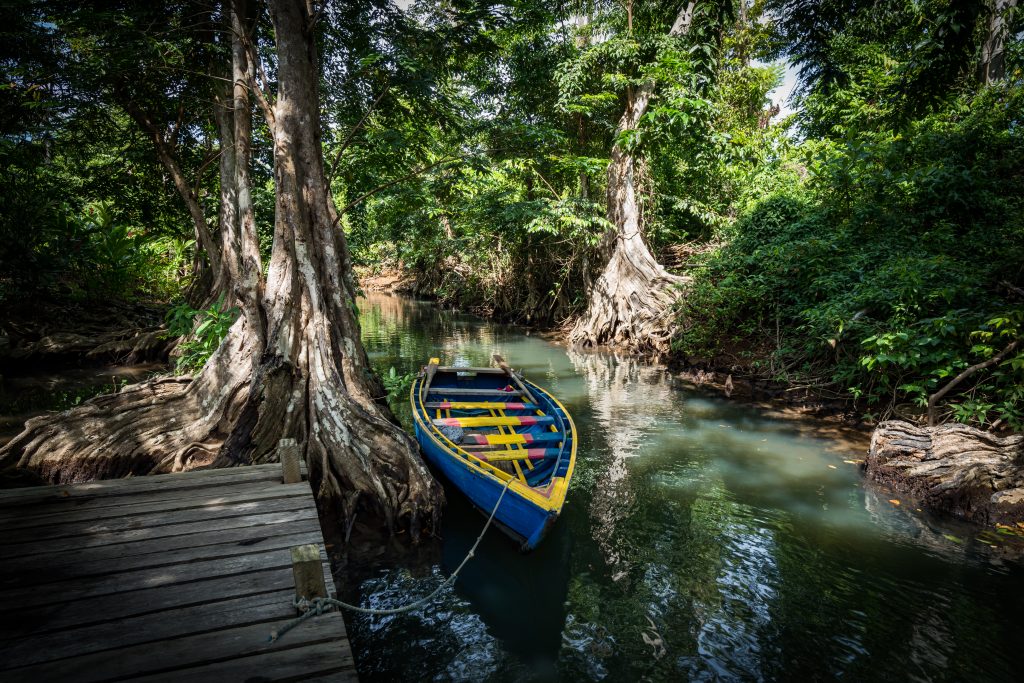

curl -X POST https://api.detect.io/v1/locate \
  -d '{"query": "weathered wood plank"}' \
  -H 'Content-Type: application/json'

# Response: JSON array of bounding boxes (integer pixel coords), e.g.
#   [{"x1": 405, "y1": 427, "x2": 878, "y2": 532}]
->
[
  {"x1": 426, "y1": 387, "x2": 522, "y2": 396},
  {"x1": 1, "y1": 555, "x2": 333, "y2": 642},
  {"x1": 131, "y1": 640, "x2": 357, "y2": 683},
  {"x1": 0, "y1": 464, "x2": 286, "y2": 507},
  {"x1": 0, "y1": 517, "x2": 321, "y2": 573},
  {"x1": 0, "y1": 505, "x2": 319, "y2": 557},
  {"x1": 439, "y1": 366, "x2": 506, "y2": 374},
  {"x1": 0, "y1": 527, "x2": 324, "y2": 589},
  {"x1": 4, "y1": 611, "x2": 350, "y2": 682},
  {"x1": 0, "y1": 458, "x2": 351, "y2": 682},
  {"x1": 0, "y1": 589, "x2": 296, "y2": 668},
  {"x1": 0, "y1": 543, "x2": 326, "y2": 610},
  {"x1": 1, "y1": 567, "x2": 295, "y2": 637},
  {"x1": 0, "y1": 491, "x2": 312, "y2": 546},
  {"x1": 0, "y1": 478, "x2": 308, "y2": 529}
]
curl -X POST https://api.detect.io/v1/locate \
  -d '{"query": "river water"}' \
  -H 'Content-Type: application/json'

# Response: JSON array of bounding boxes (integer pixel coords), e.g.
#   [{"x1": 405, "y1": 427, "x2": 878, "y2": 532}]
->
[{"x1": 345, "y1": 293, "x2": 1024, "y2": 682}]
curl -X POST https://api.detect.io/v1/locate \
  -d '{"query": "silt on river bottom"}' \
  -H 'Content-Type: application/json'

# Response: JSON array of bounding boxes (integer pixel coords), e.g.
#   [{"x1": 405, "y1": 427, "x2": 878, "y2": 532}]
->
[{"x1": 339, "y1": 292, "x2": 1023, "y2": 682}]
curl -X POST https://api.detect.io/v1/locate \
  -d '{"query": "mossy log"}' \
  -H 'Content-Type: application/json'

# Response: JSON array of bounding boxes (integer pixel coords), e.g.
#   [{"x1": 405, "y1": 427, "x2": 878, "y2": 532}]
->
[{"x1": 866, "y1": 420, "x2": 1024, "y2": 524}]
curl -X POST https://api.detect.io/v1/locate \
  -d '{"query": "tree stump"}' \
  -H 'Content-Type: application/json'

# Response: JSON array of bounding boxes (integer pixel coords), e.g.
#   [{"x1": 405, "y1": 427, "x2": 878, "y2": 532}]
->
[{"x1": 866, "y1": 420, "x2": 1024, "y2": 524}]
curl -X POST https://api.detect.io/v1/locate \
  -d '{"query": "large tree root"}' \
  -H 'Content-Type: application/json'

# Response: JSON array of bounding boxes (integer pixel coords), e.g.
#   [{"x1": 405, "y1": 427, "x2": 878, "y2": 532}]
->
[
  {"x1": 0, "y1": 320, "x2": 442, "y2": 535},
  {"x1": 0, "y1": 323, "x2": 255, "y2": 482},
  {"x1": 866, "y1": 420, "x2": 1024, "y2": 525},
  {"x1": 570, "y1": 233, "x2": 689, "y2": 356}
]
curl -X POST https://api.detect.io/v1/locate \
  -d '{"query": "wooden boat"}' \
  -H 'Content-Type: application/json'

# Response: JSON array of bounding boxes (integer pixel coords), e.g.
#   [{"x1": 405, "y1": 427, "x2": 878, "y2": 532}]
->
[{"x1": 410, "y1": 355, "x2": 577, "y2": 550}]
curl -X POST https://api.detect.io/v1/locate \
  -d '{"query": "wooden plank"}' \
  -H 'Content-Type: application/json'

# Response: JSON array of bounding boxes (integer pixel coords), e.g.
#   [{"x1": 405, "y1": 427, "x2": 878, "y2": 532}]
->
[
  {"x1": 475, "y1": 448, "x2": 560, "y2": 461},
  {"x1": 0, "y1": 588, "x2": 297, "y2": 668},
  {"x1": 130, "y1": 640, "x2": 357, "y2": 683},
  {"x1": 0, "y1": 517, "x2": 322, "y2": 574},
  {"x1": 4, "y1": 611, "x2": 350, "y2": 682},
  {"x1": 0, "y1": 527, "x2": 324, "y2": 589},
  {"x1": 461, "y1": 431, "x2": 563, "y2": 445},
  {"x1": 426, "y1": 387, "x2": 522, "y2": 396},
  {"x1": 0, "y1": 478, "x2": 307, "y2": 528},
  {"x1": 0, "y1": 492, "x2": 312, "y2": 546},
  {"x1": 1, "y1": 567, "x2": 297, "y2": 636},
  {"x1": 1, "y1": 505, "x2": 320, "y2": 558},
  {"x1": 0, "y1": 543, "x2": 324, "y2": 610},
  {"x1": 424, "y1": 401, "x2": 537, "y2": 410},
  {"x1": 432, "y1": 415, "x2": 553, "y2": 428},
  {"x1": 439, "y1": 366, "x2": 506, "y2": 374},
  {"x1": 1, "y1": 555, "x2": 333, "y2": 640},
  {"x1": 0, "y1": 464, "x2": 285, "y2": 508}
]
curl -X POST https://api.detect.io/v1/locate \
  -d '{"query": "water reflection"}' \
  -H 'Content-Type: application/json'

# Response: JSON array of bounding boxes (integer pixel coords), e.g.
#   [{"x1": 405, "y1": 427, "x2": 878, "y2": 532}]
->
[{"x1": 344, "y1": 293, "x2": 1024, "y2": 682}]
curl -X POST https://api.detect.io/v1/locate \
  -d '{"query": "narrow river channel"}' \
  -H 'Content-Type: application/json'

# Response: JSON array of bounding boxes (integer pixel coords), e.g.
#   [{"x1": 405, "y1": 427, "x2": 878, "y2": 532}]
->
[{"x1": 344, "y1": 292, "x2": 1023, "y2": 682}]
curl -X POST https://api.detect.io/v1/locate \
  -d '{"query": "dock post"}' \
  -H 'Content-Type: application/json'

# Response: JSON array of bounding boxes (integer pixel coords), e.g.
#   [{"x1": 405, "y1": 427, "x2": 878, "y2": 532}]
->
[
  {"x1": 279, "y1": 438, "x2": 302, "y2": 484},
  {"x1": 291, "y1": 544, "x2": 328, "y2": 612}
]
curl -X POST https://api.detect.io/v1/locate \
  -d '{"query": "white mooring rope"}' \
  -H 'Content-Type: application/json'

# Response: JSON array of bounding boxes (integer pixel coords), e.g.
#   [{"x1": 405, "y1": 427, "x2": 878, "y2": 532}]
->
[{"x1": 270, "y1": 479, "x2": 513, "y2": 642}]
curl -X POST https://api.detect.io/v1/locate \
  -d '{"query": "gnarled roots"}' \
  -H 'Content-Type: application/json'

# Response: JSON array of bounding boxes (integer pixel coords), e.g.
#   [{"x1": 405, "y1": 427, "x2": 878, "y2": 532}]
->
[
  {"x1": 570, "y1": 232, "x2": 689, "y2": 356},
  {"x1": 0, "y1": 320, "x2": 442, "y2": 538}
]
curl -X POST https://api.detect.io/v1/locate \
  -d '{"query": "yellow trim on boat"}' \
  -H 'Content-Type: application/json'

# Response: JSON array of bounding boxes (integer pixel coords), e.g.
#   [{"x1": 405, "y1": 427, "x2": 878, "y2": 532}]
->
[{"x1": 410, "y1": 377, "x2": 577, "y2": 513}]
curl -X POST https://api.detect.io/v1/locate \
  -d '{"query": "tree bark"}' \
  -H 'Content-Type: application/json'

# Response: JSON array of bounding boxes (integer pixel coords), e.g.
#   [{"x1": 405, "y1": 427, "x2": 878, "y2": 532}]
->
[
  {"x1": 866, "y1": 420, "x2": 1024, "y2": 525},
  {"x1": 978, "y1": 0, "x2": 1018, "y2": 84},
  {"x1": 0, "y1": 0, "x2": 443, "y2": 539},
  {"x1": 569, "y1": 2, "x2": 695, "y2": 355},
  {"x1": 125, "y1": 104, "x2": 223, "y2": 288}
]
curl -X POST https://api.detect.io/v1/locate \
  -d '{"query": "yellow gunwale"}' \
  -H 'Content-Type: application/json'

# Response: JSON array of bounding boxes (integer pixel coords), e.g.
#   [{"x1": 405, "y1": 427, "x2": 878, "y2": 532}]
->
[{"x1": 410, "y1": 374, "x2": 577, "y2": 513}]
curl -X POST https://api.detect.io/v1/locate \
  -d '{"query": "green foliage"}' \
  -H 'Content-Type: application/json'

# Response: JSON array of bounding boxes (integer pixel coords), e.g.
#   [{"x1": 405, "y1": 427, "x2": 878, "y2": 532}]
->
[
  {"x1": 166, "y1": 296, "x2": 240, "y2": 375},
  {"x1": 382, "y1": 366, "x2": 416, "y2": 405},
  {"x1": 675, "y1": 83, "x2": 1024, "y2": 428}
]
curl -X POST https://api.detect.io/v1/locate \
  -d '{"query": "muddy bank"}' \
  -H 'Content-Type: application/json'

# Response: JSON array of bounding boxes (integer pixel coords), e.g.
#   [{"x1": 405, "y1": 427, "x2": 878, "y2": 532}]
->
[
  {"x1": 0, "y1": 300, "x2": 171, "y2": 367},
  {"x1": 356, "y1": 267, "x2": 416, "y2": 294}
]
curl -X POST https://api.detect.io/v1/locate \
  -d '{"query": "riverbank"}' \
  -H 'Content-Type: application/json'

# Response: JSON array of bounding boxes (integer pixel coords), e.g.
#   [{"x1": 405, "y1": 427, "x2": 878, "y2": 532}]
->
[{"x1": 359, "y1": 276, "x2": 1022, "y2": 540}]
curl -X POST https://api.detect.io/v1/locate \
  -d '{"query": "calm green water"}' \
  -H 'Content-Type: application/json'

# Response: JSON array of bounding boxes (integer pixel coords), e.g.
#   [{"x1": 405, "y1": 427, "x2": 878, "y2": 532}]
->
[{"x1": 343, "y1": 293, "x2": 1024, "y2": 682}]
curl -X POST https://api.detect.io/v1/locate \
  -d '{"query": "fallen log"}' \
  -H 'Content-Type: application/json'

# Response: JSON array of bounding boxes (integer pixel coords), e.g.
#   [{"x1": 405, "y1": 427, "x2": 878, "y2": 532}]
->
[{"x1": 866, "y1": 420, "x2": 1024, "y2": 525}]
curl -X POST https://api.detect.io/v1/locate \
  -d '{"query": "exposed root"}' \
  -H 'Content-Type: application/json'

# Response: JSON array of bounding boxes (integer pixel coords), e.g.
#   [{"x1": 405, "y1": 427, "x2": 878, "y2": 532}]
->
[
  {"x1": 866, "y1": 420, "x2": 1024, "y2": 525},
  {"x1": 0, "y1": 321, "x2": 255, "y2": 483},
  {"x1": 570, "y1": 232, "x2": 689, "y2": 356},
  {"x1": 0, "y1": 317, "x2": 442, "y2": 536}
]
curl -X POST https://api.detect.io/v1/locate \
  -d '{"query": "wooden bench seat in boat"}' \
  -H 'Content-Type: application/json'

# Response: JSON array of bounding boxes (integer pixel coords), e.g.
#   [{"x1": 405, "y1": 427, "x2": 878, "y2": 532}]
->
[
  {"x1": 426, "y1": 388, "x2": 523, "y2": 397},
  {"x1": 459, "y1": 431, "x2": 563, "y2": 445},
  {"x1": 424, "y1": 401, "x2": 538, "y2": 411},
  {"x1": 432, "y1": 415, "x2": 555, "y2": 429}
]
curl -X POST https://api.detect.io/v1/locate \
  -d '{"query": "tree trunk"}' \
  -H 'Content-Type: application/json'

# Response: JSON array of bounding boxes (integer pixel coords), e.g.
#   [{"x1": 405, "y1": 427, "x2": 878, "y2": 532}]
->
[
  {"x1": 0, "y1": 0, "x2": 443, "y2": 539},
  {"x1": 125, "y1": 104, "x2": 223, "y2": 289},
  {"x1": 866, "y1": 420, "x2": 1024, "y2": 525},
  {"x1": 978, "y1": 0, "x2": 1017, "y2": 84},
  {"x1": 569, "y1": 2, "x2": 695, "y2": 355}
]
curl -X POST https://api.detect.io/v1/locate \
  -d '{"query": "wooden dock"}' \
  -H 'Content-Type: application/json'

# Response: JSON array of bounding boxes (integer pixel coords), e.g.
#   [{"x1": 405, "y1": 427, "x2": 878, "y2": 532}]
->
[{"x1": 0, "y1": 462, "x2": 358, "y2": 681}]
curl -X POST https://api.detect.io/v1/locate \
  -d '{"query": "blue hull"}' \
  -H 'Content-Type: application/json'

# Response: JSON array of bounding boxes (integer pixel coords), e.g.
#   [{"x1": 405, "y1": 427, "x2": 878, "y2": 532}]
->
[
  {"x1": 411, "y1": 367, "x2": 575, "y2": 551},
  {"x1": 414, "y1": 419, "x2": 558, "y2": 550}
]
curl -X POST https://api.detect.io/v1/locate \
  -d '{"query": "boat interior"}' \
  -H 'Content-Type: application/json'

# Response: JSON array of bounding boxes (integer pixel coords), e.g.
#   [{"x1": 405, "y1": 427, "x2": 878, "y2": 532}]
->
[{"x1": 420, "y1": 365, "x2": 572, "y2": 489}]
